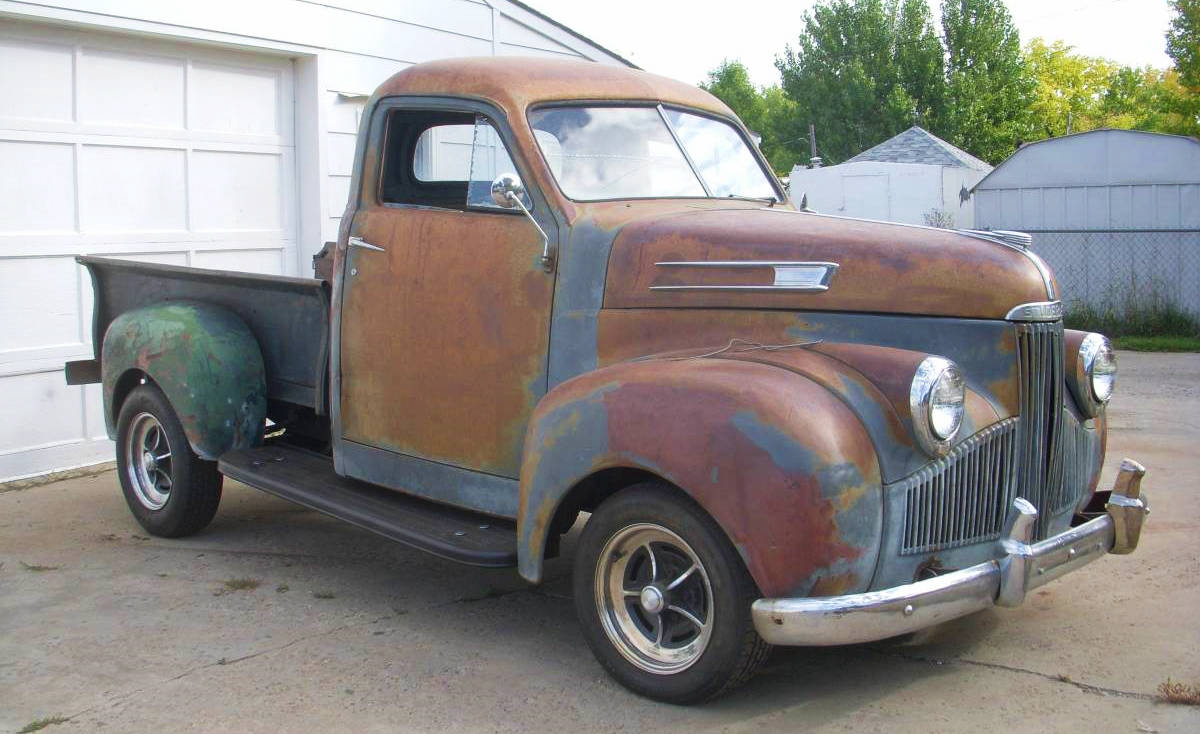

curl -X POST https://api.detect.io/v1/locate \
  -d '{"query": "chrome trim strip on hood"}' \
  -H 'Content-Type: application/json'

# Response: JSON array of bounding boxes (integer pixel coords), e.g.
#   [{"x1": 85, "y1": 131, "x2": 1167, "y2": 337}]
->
[{"x1": 651, "y1": 261, "x2": 838, "y2": 292}]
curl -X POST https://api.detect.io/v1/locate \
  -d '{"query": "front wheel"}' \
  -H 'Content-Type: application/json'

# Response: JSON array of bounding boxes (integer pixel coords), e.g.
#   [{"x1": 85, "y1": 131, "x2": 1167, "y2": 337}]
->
[
  {"x1": 116, "y1": 383, "x2": 223, "y2": 537},
  {"x1": 573, "y1": 483, "x2": 770, "y2": 703}
]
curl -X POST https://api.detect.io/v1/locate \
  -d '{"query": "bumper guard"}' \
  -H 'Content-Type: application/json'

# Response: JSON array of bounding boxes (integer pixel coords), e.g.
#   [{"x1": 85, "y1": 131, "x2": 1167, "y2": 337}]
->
[{"x1": 752, "y1": 458, "x2": 1150, "y2": 646}]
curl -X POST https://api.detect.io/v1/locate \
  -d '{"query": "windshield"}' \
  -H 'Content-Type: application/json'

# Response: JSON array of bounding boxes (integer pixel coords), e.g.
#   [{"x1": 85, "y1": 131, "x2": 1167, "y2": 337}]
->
[{"x1": 528, "y1": 106, "x2": 778, "y2": 202}]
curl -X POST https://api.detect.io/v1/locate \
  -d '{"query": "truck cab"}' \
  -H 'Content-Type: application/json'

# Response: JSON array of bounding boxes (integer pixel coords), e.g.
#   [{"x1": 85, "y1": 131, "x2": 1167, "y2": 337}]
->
[{"x1": 70, "y1": 57, "x2": 1148, "y2": 704}]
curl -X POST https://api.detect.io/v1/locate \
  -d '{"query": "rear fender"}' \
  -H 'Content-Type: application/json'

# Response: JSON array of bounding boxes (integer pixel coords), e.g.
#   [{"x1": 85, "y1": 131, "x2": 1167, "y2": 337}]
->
[
  {"x1": 101, "y1": 302, "x2": 267, "y2": 460},
  {"x1": 517, "y1": 357, "x2": 883, "y2": 598}
]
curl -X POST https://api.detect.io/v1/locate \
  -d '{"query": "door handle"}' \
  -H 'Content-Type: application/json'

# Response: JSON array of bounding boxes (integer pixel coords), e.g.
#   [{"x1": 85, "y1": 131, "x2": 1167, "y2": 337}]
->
[{"x1": 348, "y1": 236, "x2": 385, "y2": 252}]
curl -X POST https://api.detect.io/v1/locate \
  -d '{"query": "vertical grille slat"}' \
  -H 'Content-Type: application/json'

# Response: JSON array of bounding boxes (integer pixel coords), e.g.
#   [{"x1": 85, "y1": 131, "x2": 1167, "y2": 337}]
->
[{"x1": 900, "y1": 418, "x2": 1019, "y2": 555}]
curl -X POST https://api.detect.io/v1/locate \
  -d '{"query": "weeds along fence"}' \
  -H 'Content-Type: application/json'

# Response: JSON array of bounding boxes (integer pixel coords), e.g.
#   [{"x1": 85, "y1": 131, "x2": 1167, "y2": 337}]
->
[{"x1": 1026, "y1": 228, "x2": 1200, "y2": 320}]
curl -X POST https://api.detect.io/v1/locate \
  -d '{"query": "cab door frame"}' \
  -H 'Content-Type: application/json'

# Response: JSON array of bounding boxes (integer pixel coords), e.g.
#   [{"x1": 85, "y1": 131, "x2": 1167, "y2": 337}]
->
[{"x1": 328, "y1": 94, "x2": 564, "y2": 518}]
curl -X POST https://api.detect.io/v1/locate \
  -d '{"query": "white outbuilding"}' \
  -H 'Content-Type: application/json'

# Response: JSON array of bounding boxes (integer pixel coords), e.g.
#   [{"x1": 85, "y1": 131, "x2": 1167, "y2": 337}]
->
[
  {"x1": 788, "y1": 125, "x2": 991, "y2": 228},
  {"x1": 973, "y1": 128, "x2": 1200, "y2": 313},
  {"x1": 0, "y1": 0, "x2": 631, "y2": 481}
]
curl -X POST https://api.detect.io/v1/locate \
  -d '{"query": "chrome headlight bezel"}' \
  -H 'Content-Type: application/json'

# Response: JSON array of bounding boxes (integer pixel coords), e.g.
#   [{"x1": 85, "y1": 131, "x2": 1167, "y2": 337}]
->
[
  {"x1": 909, "y1": 356, "x2": 966, "y2": 457},
  {"x1": 1074, "y1": 332, "x2": 1116, "y2": 415}
]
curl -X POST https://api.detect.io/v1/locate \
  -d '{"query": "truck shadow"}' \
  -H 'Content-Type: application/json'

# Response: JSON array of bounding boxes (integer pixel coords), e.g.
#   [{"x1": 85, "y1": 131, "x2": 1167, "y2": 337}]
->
[{"x1": 192, "y1": 484, "x2": 1005, "y2": 720}]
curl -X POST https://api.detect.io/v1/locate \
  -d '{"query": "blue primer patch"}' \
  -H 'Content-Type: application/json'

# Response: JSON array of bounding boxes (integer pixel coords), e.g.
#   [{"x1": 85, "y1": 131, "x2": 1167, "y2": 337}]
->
[
  {"x1": 730, "y1": 409, "x2": 820, "y2": 477},
  {"x1": 547, "y1": 220, "x2": 615, "y2": 388}
]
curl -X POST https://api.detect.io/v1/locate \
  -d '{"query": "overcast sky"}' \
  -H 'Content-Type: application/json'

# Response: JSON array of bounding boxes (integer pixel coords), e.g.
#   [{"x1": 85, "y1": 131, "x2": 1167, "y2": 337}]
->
[{"x1": 527, "y1": 0, "x2": 1175, "y2": 88}]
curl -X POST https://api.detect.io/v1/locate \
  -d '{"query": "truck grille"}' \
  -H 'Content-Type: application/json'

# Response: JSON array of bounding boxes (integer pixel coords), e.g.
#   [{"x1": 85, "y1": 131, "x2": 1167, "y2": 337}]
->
[
  {"x1": 1014, "y1": 321, "x2": 1066, "y2": 538},
  {"x1": 1051, "y1": 409, "x2": 1096, "y2": 514},
  {"x1": 900, "y1": 418, "x2": 1018, "y2": 555},
  {"x1": 898, "y1": 319, "x2": 1100, "y2": 555}
]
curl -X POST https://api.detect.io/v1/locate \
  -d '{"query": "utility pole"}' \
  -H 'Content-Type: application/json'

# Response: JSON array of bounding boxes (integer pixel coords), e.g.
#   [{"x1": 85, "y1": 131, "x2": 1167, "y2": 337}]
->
[{"x1": 808, "y1": 122, "x2": 822, "y2": 168}]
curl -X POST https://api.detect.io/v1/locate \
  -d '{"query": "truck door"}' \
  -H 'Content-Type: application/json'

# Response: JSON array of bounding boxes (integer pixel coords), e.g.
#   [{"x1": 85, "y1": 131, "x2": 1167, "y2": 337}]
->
[{"x1": 337, "y1": 104, "x2": 558, "y2": 509}]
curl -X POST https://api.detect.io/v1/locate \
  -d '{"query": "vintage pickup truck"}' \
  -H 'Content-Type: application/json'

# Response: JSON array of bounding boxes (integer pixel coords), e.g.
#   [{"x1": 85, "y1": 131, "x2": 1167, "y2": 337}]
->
[{"x1": 67, "y1": 57, "x2": 1149, "y2": 703}]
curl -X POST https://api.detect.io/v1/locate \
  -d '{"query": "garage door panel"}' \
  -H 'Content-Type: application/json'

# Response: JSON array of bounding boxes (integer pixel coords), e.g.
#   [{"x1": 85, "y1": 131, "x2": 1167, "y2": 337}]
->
[
  {"x1": 192, "y1": 248, "x2": 283, "y2": 275},
  {"x1": 0, "y1": 256, "x2": 81, "y2": 353},
  {"x1": 78, "y1": 47, "x2": 185, "y2": 129},
  {"x1": 0, "y1": 22, "x2": 296, "y2": 480},
  {"x1": 0, "y1": 36, "x2": 74, "y2": 122},
  {"x1": 0, "y1": 371, "x2": 86, "y2": 454},
  {"x1": 0, "y1": 140, "x2": 75, "y2": 232},
  {"x1": 189, "y1": 62, "x2": 284, "y2": 137},
  {"x1": 85, "y1": 383, "x2": 108, "y2": 440},
  {"x1": 190, "y1": 150, "x2": 283, "y2": 231},
  {"x1": 79, "y1": 146, "x2": 187, "y2": 231}
]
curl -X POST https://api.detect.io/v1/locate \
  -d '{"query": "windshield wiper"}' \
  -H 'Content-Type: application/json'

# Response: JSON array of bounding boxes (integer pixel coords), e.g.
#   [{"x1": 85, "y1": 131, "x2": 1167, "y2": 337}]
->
[{"x1": 724, "y1": 194, "x2": 778, "y2": 206}]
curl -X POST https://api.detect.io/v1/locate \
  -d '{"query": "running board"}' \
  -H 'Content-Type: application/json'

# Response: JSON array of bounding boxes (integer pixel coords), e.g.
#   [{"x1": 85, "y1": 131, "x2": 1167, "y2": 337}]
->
[{"x1": 218, "y1": 444, "x2": 517, "y2": 567}]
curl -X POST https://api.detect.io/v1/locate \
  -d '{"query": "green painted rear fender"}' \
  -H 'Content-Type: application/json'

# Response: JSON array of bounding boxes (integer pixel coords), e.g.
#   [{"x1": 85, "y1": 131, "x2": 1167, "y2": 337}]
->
[{"x1": 101, "y1": 302, "x2": 267, "y2": 460}]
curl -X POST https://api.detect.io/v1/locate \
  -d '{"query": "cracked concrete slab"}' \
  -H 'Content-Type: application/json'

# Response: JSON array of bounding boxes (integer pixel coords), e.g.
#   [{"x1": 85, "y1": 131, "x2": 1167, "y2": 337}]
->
[{"x1": 1, "y1": 352, "x2": 1198, "y2": 733}]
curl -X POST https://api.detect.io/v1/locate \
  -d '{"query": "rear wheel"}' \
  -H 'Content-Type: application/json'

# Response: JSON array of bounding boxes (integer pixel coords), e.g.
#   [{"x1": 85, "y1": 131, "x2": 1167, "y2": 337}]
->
[
  {"x1": 573, "y1": 483, "x2": 770, "y2": 703},
  {"x1": 116, "y1": 383, "x2": 223, "y2": 537}
]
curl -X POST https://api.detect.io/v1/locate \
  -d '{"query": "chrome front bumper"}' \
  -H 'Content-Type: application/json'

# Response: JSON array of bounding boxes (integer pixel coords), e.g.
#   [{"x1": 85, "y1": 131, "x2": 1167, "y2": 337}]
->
[{"x1": 752, "y1": 459, "x2": 1150, "y2": 647}]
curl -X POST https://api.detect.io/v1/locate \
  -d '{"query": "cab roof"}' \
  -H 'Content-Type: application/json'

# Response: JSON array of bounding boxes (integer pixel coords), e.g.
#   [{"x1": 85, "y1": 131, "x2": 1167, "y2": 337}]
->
[{"x1": 372, "y1": 57, "x2": 734, "y2": 119}]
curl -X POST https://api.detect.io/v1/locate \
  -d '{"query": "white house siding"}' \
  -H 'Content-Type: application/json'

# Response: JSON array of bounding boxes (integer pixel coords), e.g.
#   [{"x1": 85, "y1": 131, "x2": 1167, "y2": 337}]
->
[
  {"x1": 790, "y1": 160, "x2": 984, "y2": 228},
  {"x1": 973, "y1": 130, "x2": 1200, "y2": 315},
  {"x1": 0, "y1": 0, "x2": 628, "y2": 480}
]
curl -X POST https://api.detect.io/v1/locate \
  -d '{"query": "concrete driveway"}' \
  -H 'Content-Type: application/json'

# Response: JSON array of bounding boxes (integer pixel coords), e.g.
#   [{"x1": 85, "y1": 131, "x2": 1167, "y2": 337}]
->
[{"x1": 2, "y1": 352, "x2": 1198, "y2": 733}]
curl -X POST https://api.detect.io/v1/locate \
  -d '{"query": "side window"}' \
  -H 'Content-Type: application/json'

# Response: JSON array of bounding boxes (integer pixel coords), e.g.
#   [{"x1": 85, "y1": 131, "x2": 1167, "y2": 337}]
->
[
  {"x1": 381, "y1": 110, "x2": 529, "y2": 210},
  {"x1": 413, "y1": 123, "x2": 474, "y2": 182}
]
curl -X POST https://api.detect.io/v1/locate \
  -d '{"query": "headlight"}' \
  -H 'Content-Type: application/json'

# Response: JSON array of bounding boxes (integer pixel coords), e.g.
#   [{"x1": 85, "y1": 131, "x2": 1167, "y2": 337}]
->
[
  {"x1": 1075, "y1": 333, "x2": 1116, "y2": 414},
  {"x1": 909, "y1": 356, "x2": 966, "y2": 456}
]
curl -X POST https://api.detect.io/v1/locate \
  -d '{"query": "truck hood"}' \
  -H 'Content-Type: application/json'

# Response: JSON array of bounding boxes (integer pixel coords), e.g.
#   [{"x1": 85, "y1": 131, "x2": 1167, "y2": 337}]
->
[{"x1": 600, "y1": 206, "x2": 1055, "y2": 319}]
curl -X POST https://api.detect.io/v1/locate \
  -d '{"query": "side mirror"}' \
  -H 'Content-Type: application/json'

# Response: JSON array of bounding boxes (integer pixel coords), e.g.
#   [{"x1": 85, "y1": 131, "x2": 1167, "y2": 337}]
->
[
  {"x1": 490, "y1": 172, "x2": 526, "y2": 209},
  {"x1": 490, "y1": 173, "x2": 553, "y2": 272}
]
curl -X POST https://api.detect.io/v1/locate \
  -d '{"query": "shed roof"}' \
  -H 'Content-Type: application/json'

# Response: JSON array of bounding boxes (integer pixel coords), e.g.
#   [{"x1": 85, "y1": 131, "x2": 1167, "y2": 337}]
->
[
  {"x1": 847, "y1": 126, "x2": 991, "y2": 171},
  {"x1": 972, "y1": 128, "x2": 1200, "y2": 191}
]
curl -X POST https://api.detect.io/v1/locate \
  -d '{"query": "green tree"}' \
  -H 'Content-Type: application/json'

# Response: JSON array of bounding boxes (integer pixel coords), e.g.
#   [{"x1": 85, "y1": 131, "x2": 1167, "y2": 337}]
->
[
  {"x1": 894, "y1": 0, "x2": 946, "y2": 128},
  {"x1": 1166, "y1": 0, "x2": 1200, "y2": 90},
  {"x1": 759, "y1": 85, "x2": 801, "y2": 174},
  {"x1": 701, "y1": 60, "x2": 801, "y2": 174},
  {"x1": 1100, "y1": 66, "x2": 1200, "y2": 137},
  {"x1": 1024, "y1": 38, "x2": 1116, "y2": 137},
  {"x1": 702, "y1": 60, "x2": 767, "y2": 134},
  {"x1": 941, "y1": 0, "x2": 1037, "y2": 163},
  {"x1": 776, "y1": 0, "x2": 926, "y2": 164}
]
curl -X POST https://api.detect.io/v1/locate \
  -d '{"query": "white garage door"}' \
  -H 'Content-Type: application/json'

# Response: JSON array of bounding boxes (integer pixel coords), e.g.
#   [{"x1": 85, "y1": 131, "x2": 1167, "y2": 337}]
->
[{"x1": 0, "y1": 22, "x2": 296, "y2": 481}]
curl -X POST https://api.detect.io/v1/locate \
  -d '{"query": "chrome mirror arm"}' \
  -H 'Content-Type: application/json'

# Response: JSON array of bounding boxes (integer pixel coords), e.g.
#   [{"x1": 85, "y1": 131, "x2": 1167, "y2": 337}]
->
[
  {"x1": 491, "y1": 172, "x2": 553, "y2": 272},
  {"x1": 506, "y1": 192, "x2": 552, "y2": 271}
]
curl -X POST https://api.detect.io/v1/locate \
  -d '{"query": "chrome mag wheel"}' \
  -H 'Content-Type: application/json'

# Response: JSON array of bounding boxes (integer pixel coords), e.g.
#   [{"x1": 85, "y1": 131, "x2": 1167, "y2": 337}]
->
[
  {"x1": 124, "y1": 412, "x2": 173, "y2": 511},
  {"x1": 594, "y1": 523, "x2": 714, "y2": 674}
]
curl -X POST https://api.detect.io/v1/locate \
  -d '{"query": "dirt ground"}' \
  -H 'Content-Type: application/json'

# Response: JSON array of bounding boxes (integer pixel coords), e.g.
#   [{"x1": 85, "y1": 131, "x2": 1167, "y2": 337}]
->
[{"x1": 2, "y1": 351, "x2": 1198, "y2": 733}]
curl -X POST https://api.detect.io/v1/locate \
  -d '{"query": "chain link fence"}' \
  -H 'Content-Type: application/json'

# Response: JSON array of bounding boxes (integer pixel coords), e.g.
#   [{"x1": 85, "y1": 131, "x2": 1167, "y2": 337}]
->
[{"x1": 1025, "y1": 229, "x2": 1200, "y2": 317}]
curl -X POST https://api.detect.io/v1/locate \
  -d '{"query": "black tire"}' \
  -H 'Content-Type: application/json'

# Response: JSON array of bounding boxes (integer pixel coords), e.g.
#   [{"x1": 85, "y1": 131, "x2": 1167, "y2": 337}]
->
[
  {"x1": 573, "y1": 482, "x2": 771, "y2": 704},
  {"x1": 115, "y1": 383, "x2": 223, "y2": 537}
]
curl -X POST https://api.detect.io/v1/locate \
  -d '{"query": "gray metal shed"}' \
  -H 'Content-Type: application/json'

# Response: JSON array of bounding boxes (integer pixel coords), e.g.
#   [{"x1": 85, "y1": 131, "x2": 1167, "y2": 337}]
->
[{"x1": 973, "y1": 129, "x2": 1200, "y2": 314}]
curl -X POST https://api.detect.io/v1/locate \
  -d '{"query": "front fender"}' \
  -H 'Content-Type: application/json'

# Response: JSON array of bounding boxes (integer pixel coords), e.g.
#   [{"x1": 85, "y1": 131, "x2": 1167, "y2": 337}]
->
[
  {"x1": 101, "y1": 302, "x2": 267, "y2": 459},
  {"x1": 517, "y1": 357, "x2": 883, "y2": 598}
]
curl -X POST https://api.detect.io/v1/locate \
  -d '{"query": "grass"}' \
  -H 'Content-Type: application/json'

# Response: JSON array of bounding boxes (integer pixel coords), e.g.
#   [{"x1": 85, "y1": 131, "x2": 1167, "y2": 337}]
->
[
  {"x1": 20, "y1": 561, "x2": 60, "y2": 572},
  {"x1": 1064, "y1": 289, "x2": 1200, "y2": 350},
  {"x1": 312, "y1": 591, "x2": 336, "y2": 599},
  {"x1": 1114, "y1": 335, "x2": 1200, "y2": 352},
  {"x1": 1158, "y1": 678, "x2": 1200, "y2": 705},
  {"x1": 276, "y1": 583, "x2": 289, "y2": 593},
  {"x1": 18, "y1": 716, "x2": 70, "y2": 733},
  {"x1": 222, "y1": 578, "x2": 261, "y2": 591}
]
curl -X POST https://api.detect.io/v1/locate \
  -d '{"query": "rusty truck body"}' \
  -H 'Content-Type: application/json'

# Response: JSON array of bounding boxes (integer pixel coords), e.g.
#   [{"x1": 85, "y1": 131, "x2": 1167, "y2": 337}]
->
[{"x1": 68, "y1": 58, "x2": 1148, "y2": 703}]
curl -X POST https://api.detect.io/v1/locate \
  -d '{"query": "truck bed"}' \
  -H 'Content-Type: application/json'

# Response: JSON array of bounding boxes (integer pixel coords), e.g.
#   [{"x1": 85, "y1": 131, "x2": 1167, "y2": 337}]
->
[{"x1": 76, "y1": 256, "x2": 330, "y2": 413}]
